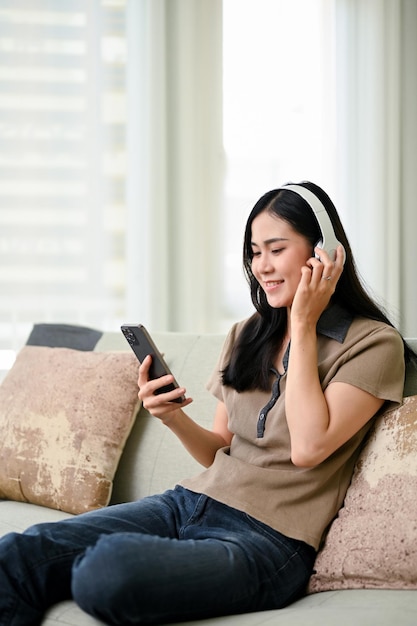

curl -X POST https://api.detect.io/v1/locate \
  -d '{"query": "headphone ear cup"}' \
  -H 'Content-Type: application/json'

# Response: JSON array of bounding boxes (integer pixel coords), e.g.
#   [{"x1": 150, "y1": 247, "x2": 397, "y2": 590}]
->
[
  {"x1": 315, "y1": 244, "x2": 345, "y2": 264},
  {"x1": 279, "y1": 184, "x2": 345, "y2": 266}
]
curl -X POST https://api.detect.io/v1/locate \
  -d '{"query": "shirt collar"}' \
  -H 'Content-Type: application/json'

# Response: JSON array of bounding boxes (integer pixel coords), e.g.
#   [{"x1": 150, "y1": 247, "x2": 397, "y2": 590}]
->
[{"x1": 317, "y1": 302, "x2": 353, "y2": 343}]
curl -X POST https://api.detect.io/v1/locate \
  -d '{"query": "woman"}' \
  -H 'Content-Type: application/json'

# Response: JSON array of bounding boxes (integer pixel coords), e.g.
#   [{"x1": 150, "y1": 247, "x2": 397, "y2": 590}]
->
[{"x1": 0, "y1": 182, "x2": 410, "y2": 625}]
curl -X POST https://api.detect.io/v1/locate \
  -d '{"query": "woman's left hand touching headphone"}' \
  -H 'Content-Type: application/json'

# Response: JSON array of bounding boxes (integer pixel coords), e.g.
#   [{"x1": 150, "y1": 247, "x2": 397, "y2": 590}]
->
[{"x1": 291, "y1": 244, "x2": 345, "y2": 328}]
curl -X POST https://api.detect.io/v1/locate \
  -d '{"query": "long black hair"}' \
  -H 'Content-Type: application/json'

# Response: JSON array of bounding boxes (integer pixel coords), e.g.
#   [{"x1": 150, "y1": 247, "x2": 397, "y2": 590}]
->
[{"x1": 222, "y1": 181, "x2": 414, "y2": 392}]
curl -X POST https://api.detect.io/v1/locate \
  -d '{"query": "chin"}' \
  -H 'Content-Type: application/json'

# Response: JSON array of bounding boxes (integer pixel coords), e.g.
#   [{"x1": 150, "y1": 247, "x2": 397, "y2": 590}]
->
[{"x1": 266, "y1": 297, "x2": 290, "y2": 309}]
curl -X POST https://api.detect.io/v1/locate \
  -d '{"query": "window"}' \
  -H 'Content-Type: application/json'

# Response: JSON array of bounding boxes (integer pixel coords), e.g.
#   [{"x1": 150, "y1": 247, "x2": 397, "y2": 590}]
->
[
  {"x1": 0, "y1": 0, "x2": 127, "y2": 361},
  {"x1": 0, "y1": 0, "x2": 338, "y2": 366},
  {"x1": 222, "y1": 0, "x2": 336, "y2": 326}
]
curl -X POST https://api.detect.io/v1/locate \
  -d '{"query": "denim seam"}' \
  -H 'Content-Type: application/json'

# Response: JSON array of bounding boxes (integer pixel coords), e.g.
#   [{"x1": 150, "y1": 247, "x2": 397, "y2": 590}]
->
[{"x1": 179, "y1": 494, "x2": 209, "y2": 538}]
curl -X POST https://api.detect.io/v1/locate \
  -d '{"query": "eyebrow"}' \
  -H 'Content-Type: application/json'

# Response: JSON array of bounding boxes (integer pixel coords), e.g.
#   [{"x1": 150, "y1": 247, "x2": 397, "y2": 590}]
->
[{"x1": 251, "y1": 237, "x2": 289, "y2": 247}]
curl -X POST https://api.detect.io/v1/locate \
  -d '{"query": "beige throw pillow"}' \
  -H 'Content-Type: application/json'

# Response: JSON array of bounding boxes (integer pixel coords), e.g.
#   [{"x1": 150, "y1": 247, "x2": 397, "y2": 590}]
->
[
  {"x1": 0, "y1": 346, "x2": 140, "y2": 514},
  {"x1": 308, "y1": 395, "x2": 417, "y2": 592}
]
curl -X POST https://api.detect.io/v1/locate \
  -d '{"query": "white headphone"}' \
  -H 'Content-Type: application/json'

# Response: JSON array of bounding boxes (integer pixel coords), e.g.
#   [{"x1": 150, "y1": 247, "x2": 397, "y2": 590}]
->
[{"x1": 279, "y1": 184, "x2": 346, "y2": 264}]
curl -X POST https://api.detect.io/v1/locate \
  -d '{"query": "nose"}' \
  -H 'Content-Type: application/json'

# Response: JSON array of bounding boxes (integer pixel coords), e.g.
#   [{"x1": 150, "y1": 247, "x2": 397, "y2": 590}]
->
[{"x1": 258, "y1": 253, "x2": 273, "y2": 274}]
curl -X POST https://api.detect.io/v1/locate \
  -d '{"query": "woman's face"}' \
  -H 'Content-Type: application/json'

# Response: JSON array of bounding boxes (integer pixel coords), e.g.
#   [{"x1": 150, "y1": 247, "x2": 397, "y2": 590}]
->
[{"x1": 250, "y1": 210, "x2": 312, "y2": 309}]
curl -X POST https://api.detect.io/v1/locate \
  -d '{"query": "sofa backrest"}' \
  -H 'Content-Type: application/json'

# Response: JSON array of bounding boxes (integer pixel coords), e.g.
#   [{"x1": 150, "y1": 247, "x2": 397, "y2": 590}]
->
[
  {"x1": 95, "y1": 332, "x2": 226, "y2": 503},
  {"x1": 96, "y1": 332, "x2": 417, "y2": 505}
]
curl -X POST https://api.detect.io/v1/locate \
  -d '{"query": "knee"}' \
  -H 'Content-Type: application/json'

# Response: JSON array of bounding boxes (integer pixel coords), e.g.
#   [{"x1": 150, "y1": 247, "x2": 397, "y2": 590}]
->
[
  {"x1": 71, "y1": 536, "x2": 130, "y2": 621},
  {"x1": 72, "y1": 533, "x2": 173, "y2": 623},
  {"x1": 71, "y1": 540, "x2": 105, "y2": 615}
]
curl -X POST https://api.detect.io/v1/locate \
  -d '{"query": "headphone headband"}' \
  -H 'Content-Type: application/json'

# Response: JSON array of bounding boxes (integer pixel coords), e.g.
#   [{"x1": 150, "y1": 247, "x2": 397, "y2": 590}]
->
[
  {"x1": 278, "y1": 184, "x2": 327, "y2": 219},
  {"x1": 278, "y1": 183, "x2": 345, "y2": 263}
]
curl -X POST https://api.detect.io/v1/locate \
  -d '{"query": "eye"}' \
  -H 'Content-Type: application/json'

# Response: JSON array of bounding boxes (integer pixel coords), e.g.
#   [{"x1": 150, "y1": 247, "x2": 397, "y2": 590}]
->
[
  {"x1": 251, "y1": 250, "x2": 261, "y2": 258},
  {"x1": 272, "y1": 248, "x2": 283, "y2": 255}
]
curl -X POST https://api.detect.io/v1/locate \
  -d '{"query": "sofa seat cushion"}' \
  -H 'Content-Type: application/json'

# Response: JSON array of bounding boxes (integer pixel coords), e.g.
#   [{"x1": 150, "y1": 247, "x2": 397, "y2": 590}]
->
[
  {"x1": 41, "y1": 590, "x2": 417, "y2": 626},
  {"x1": 0, "y1": 500, "x2": 73, "y2": 537}
]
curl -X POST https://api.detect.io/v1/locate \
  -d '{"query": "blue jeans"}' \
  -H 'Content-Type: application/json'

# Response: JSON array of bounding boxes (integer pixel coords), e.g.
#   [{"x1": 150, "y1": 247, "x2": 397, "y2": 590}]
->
[{"x1": 0, "y1": 486, "x2": 316, "y2": 625}]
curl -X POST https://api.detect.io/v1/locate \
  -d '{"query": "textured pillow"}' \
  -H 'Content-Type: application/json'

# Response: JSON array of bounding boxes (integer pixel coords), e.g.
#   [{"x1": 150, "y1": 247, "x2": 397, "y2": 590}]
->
[
  {"x1": 0, "y1": 346, "x2": 140, "y2": 514},
  {"x1": 308, "y1": 395, "x2": 417, "y2": 593}
]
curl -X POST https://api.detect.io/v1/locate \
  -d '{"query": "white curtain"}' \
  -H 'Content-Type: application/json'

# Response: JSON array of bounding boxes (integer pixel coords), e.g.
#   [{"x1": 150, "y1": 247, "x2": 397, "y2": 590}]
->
[
  {"x1": 334, "y1": 0, "x2": 417, "y2": 336},
  {"x1": 127, "y1": 0, "x2": 417, "y2": 337},
  {"x1": 126, "y1": 0, "x2": 224, "y2": 333}
]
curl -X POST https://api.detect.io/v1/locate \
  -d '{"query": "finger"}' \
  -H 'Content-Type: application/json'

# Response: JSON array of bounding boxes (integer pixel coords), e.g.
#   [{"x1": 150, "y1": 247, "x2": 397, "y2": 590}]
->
[
  {"x1": 308, "y1": 256, "x2": 331, "y2": 286},
  {"x1": 323, "y1": 246, "x2": 345, "y2": 283},
  {"x1": 314, "y1": 247, "x2": 336, "y2": 276},
  {"x1": 157, "y1": 389, "x2": 191, "y2": 406},
  {"x1": 143, "y1": 373, "x2": 177, "y2": 398},
  {"x1": 313, "y1": 246, "x2": 333, "y2": 268},
  {"x1": 335, "y1": 244, "x2": 346, "y2": 269},
  {"x1": 142, "y1": 386, "x2": 192, "y2": 412},
  {"x1": 306, "y1": 255, "x2": 323, "y2": 273},
  {"x1": 138, "y1": 354, "x2": 152, "y2": 384},
  {"x1": 299, "y1": 264, "x2": 314, "y2": 287}
]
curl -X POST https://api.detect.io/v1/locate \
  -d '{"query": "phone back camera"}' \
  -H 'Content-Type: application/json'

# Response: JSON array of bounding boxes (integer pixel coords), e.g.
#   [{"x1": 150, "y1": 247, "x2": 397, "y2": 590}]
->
[{"x1": 123, "y1": 329, "x2": 136, "y2": 345}]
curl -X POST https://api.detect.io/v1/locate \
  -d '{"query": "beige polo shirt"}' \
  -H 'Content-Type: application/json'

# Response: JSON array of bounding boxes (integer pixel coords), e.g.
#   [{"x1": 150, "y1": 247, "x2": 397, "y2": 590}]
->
[{"x1": 181, "y1": 305, "x2": 405, "y2": 550}]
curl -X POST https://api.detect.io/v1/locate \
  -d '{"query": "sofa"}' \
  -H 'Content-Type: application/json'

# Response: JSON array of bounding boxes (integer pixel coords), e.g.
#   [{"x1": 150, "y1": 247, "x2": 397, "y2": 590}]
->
[{"x1": 1, "y1": 326, "x2": 417, "y2": 626}]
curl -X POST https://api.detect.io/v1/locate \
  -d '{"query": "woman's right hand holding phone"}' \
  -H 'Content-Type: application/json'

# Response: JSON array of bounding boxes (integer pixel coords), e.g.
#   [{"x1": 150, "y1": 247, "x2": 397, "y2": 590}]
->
[
  {"x1": 138, "y1": 354, "x2": 231, "y2": 468},
  {"x1": 138, "y1": 355, "x2": 192, "y2": 421}
]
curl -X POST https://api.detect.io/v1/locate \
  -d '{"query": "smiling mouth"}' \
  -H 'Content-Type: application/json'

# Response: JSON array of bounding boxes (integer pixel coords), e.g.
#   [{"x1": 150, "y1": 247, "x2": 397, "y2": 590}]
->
[{"x1": 264, "y1": 280, "x2": 284, "y2": 289}]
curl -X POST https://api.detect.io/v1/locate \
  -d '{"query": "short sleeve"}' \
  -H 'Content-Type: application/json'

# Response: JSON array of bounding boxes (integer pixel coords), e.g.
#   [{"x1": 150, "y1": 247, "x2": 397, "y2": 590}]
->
[{"x1": 330, "y1": 325, "x2": 405, "y2": 408}]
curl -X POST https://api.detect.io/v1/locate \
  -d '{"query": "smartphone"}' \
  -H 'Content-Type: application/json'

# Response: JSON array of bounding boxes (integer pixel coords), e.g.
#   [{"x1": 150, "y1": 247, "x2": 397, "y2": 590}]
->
[{"x1": 121, "y1": 324, "x2": 185, "y2": 403}]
